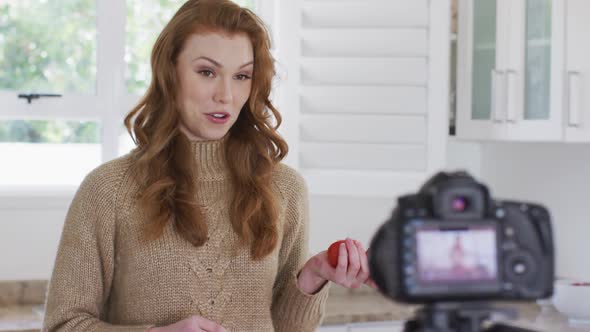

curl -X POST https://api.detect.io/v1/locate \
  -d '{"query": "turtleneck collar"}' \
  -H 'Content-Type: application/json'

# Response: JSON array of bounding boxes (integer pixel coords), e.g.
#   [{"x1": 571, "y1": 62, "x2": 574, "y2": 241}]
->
[{"x1": 190, "y1": 136, "x2": 229, "y2": 181}]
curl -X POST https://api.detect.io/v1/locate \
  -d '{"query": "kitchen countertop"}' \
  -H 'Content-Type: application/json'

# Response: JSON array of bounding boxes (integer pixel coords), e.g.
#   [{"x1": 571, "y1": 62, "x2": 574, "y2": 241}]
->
[
  {"x1": 324, "y1": 289, "x2": 590, "y2": 331},
  {"x1": 1, "y1": 285, "x2": 589, "y2": 331},
  {"x1": 0, "y1": 304, "x2": 41, "y2": 332}
]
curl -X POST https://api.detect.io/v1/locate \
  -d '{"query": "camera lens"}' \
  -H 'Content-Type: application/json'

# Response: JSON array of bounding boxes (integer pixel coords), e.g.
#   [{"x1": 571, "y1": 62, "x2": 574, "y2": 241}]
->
[{"x1": 451, "y1": 196, "x2": 469, "y2": 212}]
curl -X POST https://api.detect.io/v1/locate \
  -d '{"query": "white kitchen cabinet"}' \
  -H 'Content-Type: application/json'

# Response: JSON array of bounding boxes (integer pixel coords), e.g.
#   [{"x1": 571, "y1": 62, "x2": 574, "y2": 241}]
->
[
  {"x1": 457, "y1": 0, "x2": 566, "y2": 141},
  {"x1": 564, "y1": 0, "x2": 590, "y2": 142},
  {"x1": 348, "y1": 321, "x2": 404, "y2": 332},
  {"x1": 317, "y1": 325, "x2": 348, "y2": 332},
  {"x1": 317, "y1": 321, "x2": 404, "y2": 332}
]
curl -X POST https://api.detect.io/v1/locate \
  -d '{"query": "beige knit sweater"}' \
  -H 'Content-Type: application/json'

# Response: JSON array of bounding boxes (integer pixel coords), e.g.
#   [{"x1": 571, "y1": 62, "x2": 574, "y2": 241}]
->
[{"x1": 42, "y1": 139, "x2": 330, "y2": 332}]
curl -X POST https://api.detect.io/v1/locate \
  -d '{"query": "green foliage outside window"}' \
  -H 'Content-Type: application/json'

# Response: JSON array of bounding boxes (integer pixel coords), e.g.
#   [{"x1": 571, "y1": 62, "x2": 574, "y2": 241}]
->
[
  {"x1": 0, "y1": 0, "x2": 96, "y2": 94},
  {"x1": 0, "y1": 120, "x2": 100, "y2": 143}
]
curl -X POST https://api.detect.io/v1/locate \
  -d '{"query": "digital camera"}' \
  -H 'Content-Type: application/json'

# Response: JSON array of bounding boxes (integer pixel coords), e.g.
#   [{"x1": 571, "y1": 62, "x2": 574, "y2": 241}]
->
[{"x1": 368, "y1": 171, "x2": 554, "y2": 304}]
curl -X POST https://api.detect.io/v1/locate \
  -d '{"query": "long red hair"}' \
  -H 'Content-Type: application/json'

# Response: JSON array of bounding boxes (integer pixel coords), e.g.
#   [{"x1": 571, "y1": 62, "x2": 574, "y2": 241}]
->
[{"x1": 124, "y1": 0, "x2": 288, "y2": 260}]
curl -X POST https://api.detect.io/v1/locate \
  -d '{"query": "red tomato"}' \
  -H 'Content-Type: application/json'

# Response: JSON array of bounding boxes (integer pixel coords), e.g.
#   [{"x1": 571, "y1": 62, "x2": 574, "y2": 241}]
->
[
  {"x1": 327, "y1": 239, "x2": 370, "y2": 268},
  {"x1": 327, "y1": 240, "x2": 346, "y2": 268}
]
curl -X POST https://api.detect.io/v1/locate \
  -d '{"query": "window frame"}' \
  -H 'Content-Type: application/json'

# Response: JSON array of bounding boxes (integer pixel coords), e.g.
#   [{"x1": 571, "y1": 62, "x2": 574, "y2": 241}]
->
[{"x1": 0, "y1": 0, "x2": 277, "y2": 200}]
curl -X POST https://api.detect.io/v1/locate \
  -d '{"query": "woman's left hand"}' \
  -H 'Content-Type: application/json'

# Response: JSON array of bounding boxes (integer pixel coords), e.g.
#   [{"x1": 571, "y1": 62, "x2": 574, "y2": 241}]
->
[{"x1": 297, "y1": 238, "x2": 377, "y2": 295}]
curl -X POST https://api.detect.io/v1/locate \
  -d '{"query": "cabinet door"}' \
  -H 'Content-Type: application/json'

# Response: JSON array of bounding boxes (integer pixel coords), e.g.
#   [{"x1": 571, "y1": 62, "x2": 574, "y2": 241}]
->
[
  {"x1": 564, "y1": 0, "x2": 590, "y2": 141},
  {"x1": 457, "y1": 0, "x2": 507, "y2": 140},
  {"x1": 348, "y1": 321, "x2": 404, "y2": 332},
  {"x1": 458, "y1": 0, "x2": 565, "y2": 141},
  {"x1": 504, "y1": 0, "x2": 565, "y2": 141},
  {"x1": 316, "y1": 326, "x2": 348, "y2": 332}
]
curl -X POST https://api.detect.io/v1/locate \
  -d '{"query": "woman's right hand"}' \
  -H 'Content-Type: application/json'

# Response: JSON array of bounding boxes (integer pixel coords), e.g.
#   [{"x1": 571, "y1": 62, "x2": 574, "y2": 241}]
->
[{"x1": 149, "y1": 315, "x2": 228, "y2": 332}]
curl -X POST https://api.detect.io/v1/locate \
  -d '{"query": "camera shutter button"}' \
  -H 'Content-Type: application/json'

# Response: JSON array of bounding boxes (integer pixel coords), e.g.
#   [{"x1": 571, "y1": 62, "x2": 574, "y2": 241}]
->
[{"x1": 513, "y1": 261, "x2": 527, "y2": 275}]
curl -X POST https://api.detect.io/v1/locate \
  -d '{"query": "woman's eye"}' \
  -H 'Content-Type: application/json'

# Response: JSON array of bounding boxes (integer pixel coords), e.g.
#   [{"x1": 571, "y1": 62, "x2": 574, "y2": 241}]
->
[
  {"x1": 198, "y1": 70, "x2": 215, "y2": 78},
  {"x1": 235, "y1": 74, "x2": 251, "y2": 81}
]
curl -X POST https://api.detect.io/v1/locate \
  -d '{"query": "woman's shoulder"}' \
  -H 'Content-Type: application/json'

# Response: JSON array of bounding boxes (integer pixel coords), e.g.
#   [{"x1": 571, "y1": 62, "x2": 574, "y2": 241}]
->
[
  {"x1": 77, "y1": 153, "x2": 136, "y2": 198},
  {"x1": 271, "y1": 162, "x2": 308, "y2": 201}
]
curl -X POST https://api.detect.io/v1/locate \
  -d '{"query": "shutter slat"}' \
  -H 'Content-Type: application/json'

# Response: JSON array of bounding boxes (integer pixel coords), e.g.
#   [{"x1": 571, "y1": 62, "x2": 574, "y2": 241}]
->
[
  {"x1": 301, "y1": 28, "x2": 428, "y2": 57},
  {"x1": 300, "y1": 86, "x2": 427, "y2": 115},
  {"x1": 301, "y1": 58, "x2": 427, "y2": 86},
  {"x1": 301, "y1": 0, "x2": 428, "y2": 28},
  {"x1": 300, "y1": 142, "x2": 426, "y2": 171},
  {"x1": 300, "y1": 114, "x2": 426, "y2": 144},
  {"x1": 302, "y1": 169, "x2": 429, "y2": 197}
]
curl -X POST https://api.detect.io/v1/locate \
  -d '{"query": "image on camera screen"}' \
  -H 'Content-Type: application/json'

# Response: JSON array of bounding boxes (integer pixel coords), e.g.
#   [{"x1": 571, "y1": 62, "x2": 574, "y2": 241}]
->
[{"x1": 415, "y1": 226, "x2": 498, "y2": 283}]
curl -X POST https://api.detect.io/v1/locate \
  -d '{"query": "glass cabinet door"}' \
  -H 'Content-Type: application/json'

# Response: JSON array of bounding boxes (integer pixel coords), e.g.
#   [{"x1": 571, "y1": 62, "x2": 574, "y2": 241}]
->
[
  {"x1": 524, "y1": 0, "x2": 552, "y2": 120},
  {"x1": 471, "y1": 0, "x2": 497, "y2": 120}
]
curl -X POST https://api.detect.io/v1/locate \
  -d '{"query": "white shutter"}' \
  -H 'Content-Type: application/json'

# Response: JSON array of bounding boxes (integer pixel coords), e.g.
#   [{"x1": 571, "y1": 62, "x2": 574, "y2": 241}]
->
[
  {"x1": 275, "y1": 0, "x2": 450, "y2": 252},
  {"x1": 277, "y1": 0, "x2": 450, "y2": 198}
]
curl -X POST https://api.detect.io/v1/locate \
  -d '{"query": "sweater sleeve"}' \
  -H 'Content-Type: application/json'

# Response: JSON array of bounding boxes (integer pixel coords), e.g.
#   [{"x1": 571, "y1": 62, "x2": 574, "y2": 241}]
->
[
  {"x1": 271, "y1": 166, "x2": 330, "y2": 332},
  {"x1": 42, "y1": 162, "x2": 154, "y2": 332}
]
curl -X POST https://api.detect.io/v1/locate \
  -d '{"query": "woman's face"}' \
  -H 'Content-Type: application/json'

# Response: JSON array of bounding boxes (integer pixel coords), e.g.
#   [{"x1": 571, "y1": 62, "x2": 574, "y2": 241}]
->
[{"x1": 175, "y1": 32, "x2": 254, "y2": 141}]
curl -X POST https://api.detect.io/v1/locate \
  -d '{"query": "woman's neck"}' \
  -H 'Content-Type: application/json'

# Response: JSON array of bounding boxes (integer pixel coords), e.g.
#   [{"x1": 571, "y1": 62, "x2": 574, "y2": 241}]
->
[{"x1": 190, "y1": 136, "x2": 229, "y2": 181}]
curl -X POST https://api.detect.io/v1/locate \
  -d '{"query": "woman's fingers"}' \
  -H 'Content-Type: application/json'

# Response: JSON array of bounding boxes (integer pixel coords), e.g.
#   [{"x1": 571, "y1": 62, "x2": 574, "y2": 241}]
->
[
  {"x1": 327, "y1": 238, "x2": 375, "y2": 289},
  {"x1": 346, "y1": 238, "x2": 362, "y2": 288},
  {"x1": 354, "y1": 240, "x2": 370, "y2": 281},
  {"x1": 188, "y1": 316, "x2": 227, "y2": 332},
  {"x1": 336, "y1": 242, "x2": 348, "y2": 273},
  {"x1": 364, "y1": 277, "x2": 378, "y2": 289},
  {"x1": 353, "y1": 241, "x2": 377, "y2": 289}
]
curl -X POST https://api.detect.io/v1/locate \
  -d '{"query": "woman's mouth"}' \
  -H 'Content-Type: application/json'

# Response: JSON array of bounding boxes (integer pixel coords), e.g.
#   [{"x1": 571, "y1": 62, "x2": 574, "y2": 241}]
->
[{"x1": 205, "y1": 112, "x2": 230, "y2": 124}]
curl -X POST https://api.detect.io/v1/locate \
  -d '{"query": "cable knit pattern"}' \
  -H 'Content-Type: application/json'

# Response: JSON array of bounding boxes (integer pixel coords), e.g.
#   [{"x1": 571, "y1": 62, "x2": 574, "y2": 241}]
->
[{"x1": 42, "y1": 139, "x2": 330, "y2": 332}]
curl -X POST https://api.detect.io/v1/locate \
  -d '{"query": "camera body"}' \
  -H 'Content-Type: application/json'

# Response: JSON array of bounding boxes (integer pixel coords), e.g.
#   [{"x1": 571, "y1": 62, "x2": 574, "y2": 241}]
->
[{"x1": 368, "y1": 171, "x2": 554, "y2": 304}]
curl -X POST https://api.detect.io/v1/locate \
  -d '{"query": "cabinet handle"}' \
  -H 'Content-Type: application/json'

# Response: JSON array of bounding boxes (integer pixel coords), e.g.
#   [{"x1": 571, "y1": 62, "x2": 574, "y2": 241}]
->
[
  {"x1": 567, "y1": 71, "x2": 582, "y2": 127},
  {"x1": 491, "y1": 69, "x2": 506, "y2": 123},
  {"x1": 506, "y1": 70, "x2": 518, "y2": 123}
]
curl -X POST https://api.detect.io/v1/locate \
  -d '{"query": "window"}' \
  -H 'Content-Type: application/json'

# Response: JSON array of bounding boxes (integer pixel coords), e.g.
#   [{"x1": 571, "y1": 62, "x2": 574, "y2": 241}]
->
[
  {"x1": 0, "y1": 0, "x2": 101, "y2": 187},
  {"x1": 0, "y1": 0, "x2": 258, "y2": 189},
  {"x1": 126, "y1": 0, "x2": 255, "y2": 94}
]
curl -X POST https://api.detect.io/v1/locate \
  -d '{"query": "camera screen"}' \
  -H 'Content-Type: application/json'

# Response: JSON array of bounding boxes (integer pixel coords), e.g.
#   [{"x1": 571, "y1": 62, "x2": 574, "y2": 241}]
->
[{"x1": 415, "y1": 226, "x2": 498, "y2": 283}]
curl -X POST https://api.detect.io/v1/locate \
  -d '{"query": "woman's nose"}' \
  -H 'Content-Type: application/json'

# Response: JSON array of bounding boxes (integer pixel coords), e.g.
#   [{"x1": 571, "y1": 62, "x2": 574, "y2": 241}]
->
[{"x1": 214, "y1": 78, "x2": 233, "y2": 104}]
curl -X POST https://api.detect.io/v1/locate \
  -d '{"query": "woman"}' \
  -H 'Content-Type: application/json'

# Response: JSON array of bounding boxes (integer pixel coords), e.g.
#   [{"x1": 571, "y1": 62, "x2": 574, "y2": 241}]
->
[{"x1": 42, "y1": 1, "x2": 373, "y2": 331}]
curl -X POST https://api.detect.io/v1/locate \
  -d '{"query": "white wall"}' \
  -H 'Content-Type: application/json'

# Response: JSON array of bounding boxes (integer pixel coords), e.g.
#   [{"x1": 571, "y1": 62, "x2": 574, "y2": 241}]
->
[
  {"x1": 308, "y1": 196, "x2": 397, "y2": 256},
  {"x1": 308, "y1": 139, "x2": 483, "y2": 255},
  {"x1": 477, "y1": 142, "x2": 590, "y2": 281},
  {"x1": 0, "y1": 208, "x2": 66, "y2": 280},
  {"x1": 446, "y1": 139, "x2": 482, "y2": 177},
  {"x1": 445, "y1": 140, "x2": 590, "y2": 281}
]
